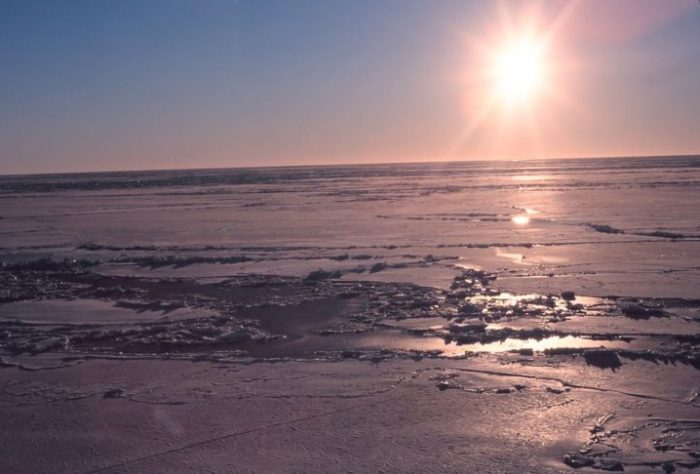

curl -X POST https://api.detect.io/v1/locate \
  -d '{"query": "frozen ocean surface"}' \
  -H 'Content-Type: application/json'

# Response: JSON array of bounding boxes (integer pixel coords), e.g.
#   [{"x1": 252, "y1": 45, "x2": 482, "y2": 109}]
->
[{"x1": 1, "y1": 156, "x2": 699, "y2": 473}]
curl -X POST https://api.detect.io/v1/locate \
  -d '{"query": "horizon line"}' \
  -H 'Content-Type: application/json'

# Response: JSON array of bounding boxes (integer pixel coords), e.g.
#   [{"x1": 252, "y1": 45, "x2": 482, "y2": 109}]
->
[{"x1": 1, "y1": 152, "x2": 699, "y2": 179}]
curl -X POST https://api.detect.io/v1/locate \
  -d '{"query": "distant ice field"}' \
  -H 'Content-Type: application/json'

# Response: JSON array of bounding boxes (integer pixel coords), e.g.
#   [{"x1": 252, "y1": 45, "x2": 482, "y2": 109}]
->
[{"x1": 1, "y1": 155, "x2": 698, "y2": 298}]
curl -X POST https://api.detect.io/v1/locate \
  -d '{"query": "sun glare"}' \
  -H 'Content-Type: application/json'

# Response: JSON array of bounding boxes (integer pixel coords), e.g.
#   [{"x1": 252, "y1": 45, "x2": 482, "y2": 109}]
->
[
  {"x1": 492, "y1": 37, "x2": 547, "y2": 104},
  {"x1": 448, "y1": 2, "x2": 576, "y2": 159},
  {"x1": 511, "y1": 214, "x2": 530, "y2": 225}
]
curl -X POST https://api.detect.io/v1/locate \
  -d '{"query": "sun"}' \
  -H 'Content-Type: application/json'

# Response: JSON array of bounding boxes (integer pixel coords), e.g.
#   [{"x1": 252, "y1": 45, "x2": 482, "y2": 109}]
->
[
  {"x1": 447, "y1": 2, "x2": 577, "y2": 159},
  {"x1": 491, "y1": 36, "x2": 548, "y2": 104}
]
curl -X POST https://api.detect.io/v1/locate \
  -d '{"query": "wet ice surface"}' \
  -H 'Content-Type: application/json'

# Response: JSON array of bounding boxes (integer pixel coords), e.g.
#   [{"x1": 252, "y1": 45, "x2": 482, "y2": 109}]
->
[
  {"x1": 1, "y1": 156, "x2": 700, "y2": 472},
  {"x1": 0, "y1": 299, "x2": 216, "y2": 325}
]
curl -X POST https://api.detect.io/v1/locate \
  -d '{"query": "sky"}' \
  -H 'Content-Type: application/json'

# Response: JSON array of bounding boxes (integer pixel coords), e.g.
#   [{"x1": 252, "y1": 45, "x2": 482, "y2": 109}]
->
[{"x1": 1, "y1": 0, "x2": 699, "y2": 174}]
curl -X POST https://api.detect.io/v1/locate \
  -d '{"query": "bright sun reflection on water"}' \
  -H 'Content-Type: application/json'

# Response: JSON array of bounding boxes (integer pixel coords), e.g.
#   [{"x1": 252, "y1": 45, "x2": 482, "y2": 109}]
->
[
  {"x1": 511, "y1": 214, "x2": 530, "y2": 225},
  {"x1": 354, "y1": 333, "x2": 629, "y2": 357},
  {"x1": 459, "y1": 335, "x2": 626, "y2": 353}
]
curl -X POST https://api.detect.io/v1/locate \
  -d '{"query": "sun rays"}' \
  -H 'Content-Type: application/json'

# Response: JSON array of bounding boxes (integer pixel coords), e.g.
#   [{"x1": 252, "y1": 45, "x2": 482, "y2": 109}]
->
[{"x1": 447, "y1": 1, "x2": 581, "y2": 160}]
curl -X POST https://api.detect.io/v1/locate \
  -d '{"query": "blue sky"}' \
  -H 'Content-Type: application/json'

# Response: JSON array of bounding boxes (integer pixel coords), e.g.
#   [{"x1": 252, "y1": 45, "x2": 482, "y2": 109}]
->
[{"x1": 1, "y1": 0, "x2": 699, "y2": 174}]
